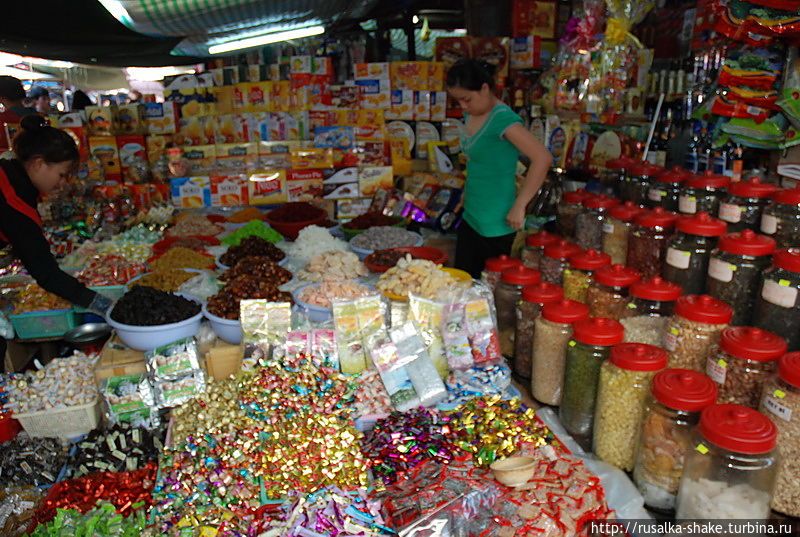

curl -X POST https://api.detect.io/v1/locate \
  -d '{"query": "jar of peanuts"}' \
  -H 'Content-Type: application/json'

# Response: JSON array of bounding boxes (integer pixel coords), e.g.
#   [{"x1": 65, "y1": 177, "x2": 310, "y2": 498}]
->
[{"x1": 665, "y1": 295, "x2": 733, "y2": 372}]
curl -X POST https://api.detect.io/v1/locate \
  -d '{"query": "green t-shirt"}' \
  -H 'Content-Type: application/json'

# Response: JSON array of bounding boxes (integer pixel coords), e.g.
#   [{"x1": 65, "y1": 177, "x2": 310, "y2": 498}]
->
[{"x1": 461, "y1": 104, "x2": 523, "y2": 237}]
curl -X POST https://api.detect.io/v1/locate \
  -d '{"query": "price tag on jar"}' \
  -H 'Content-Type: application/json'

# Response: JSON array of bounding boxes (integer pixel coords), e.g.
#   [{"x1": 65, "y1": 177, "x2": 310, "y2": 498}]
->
[
  {"x1": 708, "y1": 257, "x2": 736, "y2": 283},
  {"x1": 648, "y1": 188, "x2": 665, "y2": 202},
  {"x1": 678, "y1": 195, "x2": 697, "y2": 214},
  {"x1": 602, "y1": 222, "x2": 614, "y2": 233},
  {"x1": 718, "y1": 202, "x2": 743, "y2": 223},
  {"x1": 706, "y1": 357, "x2": 727, "y2": 384},
  {"x1": 760, "y1": 214, "x2": 778, "y2": 235},
  {"x1": 666, "y1": 248, "x2": 691, "y2": 269},
  {"x1": 762, "y1": 279, "x2": 798, "y2": 309},
  {"x1": 764, "y1": 394, "x2": 792, "y2": 422},
  {"x1": 664, "y1": 327, "x2": 680, "y2": 351}
]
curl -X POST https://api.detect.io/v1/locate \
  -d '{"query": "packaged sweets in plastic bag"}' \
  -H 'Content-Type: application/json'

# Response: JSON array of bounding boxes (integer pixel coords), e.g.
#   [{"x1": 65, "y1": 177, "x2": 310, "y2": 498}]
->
[
  {"x1": 240, "y1": 299, "x2": 292, "y2": 369},
  {"x1": 390, "y1": 322, "x2": 448, "y2": 408},
  {"x1": 408, "y1": 294, "x2": 448, "y2": 379},
  {"x1": 151, "y1": 370, "x2": 206, "y2": 408},
  {"x1": 333, "y1": 295, "x2": 385, "y2": 374},
  {"x1": 369, "y1": 331, "x2": 421, "y2": 411},
  {"x1": 101, "y1": 373, "x2": 157, "y2": 425},
  {"x1": 144, "y1": 337, "x2": 202, "y2": 381},
  {"x1": 442, "y1": 302, "x2": 474, "y2": 371},
  {"x1": 311, "y1": 329, "x2": 339, "y2": 369}
]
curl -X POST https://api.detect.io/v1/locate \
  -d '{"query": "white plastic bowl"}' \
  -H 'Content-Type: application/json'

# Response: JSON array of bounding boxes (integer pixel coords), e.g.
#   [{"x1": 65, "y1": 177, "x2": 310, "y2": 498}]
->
[
  {"x1": 106, "y1": 295, "x2": 203, "y2": 351},
  {"x1": 349, "y1": 232, "x2": 424, "y2": 261},
  {"x1": 202, "y1": 303, "x2": 242, "y2": 344}
]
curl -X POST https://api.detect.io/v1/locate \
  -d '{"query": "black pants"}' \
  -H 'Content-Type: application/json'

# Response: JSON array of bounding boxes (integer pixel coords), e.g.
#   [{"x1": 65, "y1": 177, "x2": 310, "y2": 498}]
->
[
  {"x1": 0, "y1": 336, "x2": 6, "y2": 373},
  {"x1": 455, "y1": 221, "x2": 517, "y2": 279}
]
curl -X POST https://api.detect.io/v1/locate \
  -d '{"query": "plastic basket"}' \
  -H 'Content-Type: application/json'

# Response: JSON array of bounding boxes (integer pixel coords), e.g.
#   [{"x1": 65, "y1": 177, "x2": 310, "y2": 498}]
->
[
  {"x1": 13, "y1": 399, "x2": 101, "y2": 439},
  {"x1": 9, "y1": 309, "x2": 78, "y2": 339},
  {"x1": 74, "y1": 285, "x2": 127, "y2": 313}
]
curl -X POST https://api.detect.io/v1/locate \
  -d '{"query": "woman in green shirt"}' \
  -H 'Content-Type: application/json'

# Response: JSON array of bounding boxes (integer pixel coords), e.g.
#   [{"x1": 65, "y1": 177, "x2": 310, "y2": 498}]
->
[{"x1": 447, "y1": 59, "x2": 552, "y2": 278}]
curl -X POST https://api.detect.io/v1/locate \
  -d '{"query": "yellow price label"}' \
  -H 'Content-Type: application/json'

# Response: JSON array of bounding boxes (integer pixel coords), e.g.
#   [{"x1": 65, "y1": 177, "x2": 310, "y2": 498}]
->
[
  {"x1": 717, "y1": 359, "x2": 727, "y2": 368},
  {"x1": 695, "y1": 444, "x2": 709, "y2": 455},
  {"x1": 774, "y1": 389, "x2": 786, "y2": 399},
  {"x1": 670, "y1": 328, "x2": 679, "y2": 335},
  {"x1": 779, "y1": 279, "x2": 791, "y2": 287},
  {"x1": 569, "y1": 340, "x2": 577, "y2": 347}
]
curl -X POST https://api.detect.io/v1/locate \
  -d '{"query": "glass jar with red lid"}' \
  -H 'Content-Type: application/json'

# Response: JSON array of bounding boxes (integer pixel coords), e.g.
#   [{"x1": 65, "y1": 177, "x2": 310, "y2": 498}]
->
[
  {"x1": 626, "y1": 208, "x2": 679, "y2": 279},
  {"x1": 647, "y1": 166, "x2": 690, "y2": 212},
  {"x1": 759, "y1": 352, "x2": 800, "y2": 517},
  {"x1": 755, "y1": 248, "x2": 800, "y2": 350},
  {"x1": 665, "y1": 295, "x2": 733, "y2": 372},
  {"x1": 678, "y1": 171, "x2": 731, "y2": 216},
  {"x1": 586, "y1": 264, "x2": 641, "y2": 320},
  {"x1": 531, "y1": 299, "x2": 589, "y2": 405},
  {"x1": 622, "y1": 162, "x2": 664, "y2": 205},
  {"x1": 718, "y1": 177, "x2": 781, "y2": 233},
  {"x1": 603, "y1": 155, "x2": 638, "y2": 196},
  {"x1": 494, "y1": 266, "x2": 541, "y2": 357},
  {"x1": 540, "y1": 240, "x2": 582, "y2": 285},
  {"x1": 557, "y1": 189, "x2": 591, "y2": 239},
  {"x1": 521, "y1": 230, "x2": 560, "y2": 270},
  {"x1": 708, "y1": 327, "x2": 787, "y2": 408},
  {"x1": 663, "y1": 212, "x2": 727, "y2": 295},
  {"x1": 575, "y1": 194, "x2": 620, "y2": 251},
  {"x1": 560, "y1": 317, "x2": 625, "y2": 449},
  {"x1": 515, "y1": 282, "x2": 563, "y2": 381},
  {"x1": 562, "y1": 248, "x2": 611, "y2": 303},
  {"x1": 602, "y1": 201, "x2": 644, "y2": 265},
  {"x1": 761, "y1": 184, "x2": 800, "y2": 248},
  {"x1": 707, "y1": 230, "x2": 776, "y2": 325},
  {"x1": 621, "y1": 276, "x2": 682, "y2": 347},
  {"x1": 594, "y1": 343, "x2": 668, "y2": 471},
  {"x1": 634, "y1": 369, "x2": 718, "y2": 511},
  {"x1": 676, "y1": 405, "x2": 779, "y2": 520},
  {"x1": 481, "y1": 254, "x2": 521, "y2": 291}
]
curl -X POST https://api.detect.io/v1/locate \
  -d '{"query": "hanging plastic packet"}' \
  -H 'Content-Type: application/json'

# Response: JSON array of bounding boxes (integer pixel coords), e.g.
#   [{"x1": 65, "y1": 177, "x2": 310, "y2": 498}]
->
[
  {"x1": 333, "y1": 295, "x2": 385, "y2": 374},
  {"x1": 144, "y1": 337, "x2": 202, "y2": 381},
  {"x1": 779, "y1": 46, "x2": 800, "y2": 128},
  {"x1": 464, "y1": 297, "x2": 503, "y2": 365},
  {"x1": 390, "y1": 321, "x2": 447, "y2": 407},
  {"x1": 151, "y1": 370, "x2": 206, "y2": 408},
  {"x1": 240, "y1": 299, "x2": 292, "y2": 369},
  {"x1": 442, "y1": 303, "x2": 474, "y2": 371},
  {"x1": 408, "y1": 294, "x2": 448, "y2": 379},
  {"x1": 369, "y1": 330, "x2": 422, "y2": 411},
  {"x1": 101, "y1": 373, "x2": 158, "y2": 426},
  {"x1": 285, "y1": 331, "x2": 310, "y2": 358}
]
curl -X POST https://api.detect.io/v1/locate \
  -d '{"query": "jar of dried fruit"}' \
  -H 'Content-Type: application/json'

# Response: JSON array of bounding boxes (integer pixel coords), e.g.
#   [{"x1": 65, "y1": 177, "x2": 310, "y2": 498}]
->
[
  {"x1": 560, "y1": 317, "x2": 625, "y2": 450},
  {"x1": 575, "y1": 195, "x2": 620, "y2": 251},
  {"x1": 495, "y1": 266, "x2": 541, "y2": 358},
  {"x1": 586, "y1": 264, "x2": 641, "y2": 320},
  {"x1": 626, "y1": 208, "x2": 678, "y2": 279},
  {"x1": 634, "y1": 369, "x2": 717, "y2": 512},
  {"x1": 557, "y1": 189, "x2": 591, "y2": 239},
  {"x1": 761, "y1": 185, "x2": 800, "y2": 248},
  {"x1": 647, "y1": 166, "x2": 690, "y2": 212},
  {"x1": 706, "y1": 230, "x2": 776, "y2": 326},
  {"x1": 662, "y1": 212, "x2": 727, "y2": 295},
  {"x1": 540, "y1": 240, "x2": 582, "y2": 285},
  {"x1": 755, "y1": 248, "x2": 800, "y2": 351},
  {"x1": 620, "y1": 276, "x2": 682, "y2": 347},
  {"x1": 521, "y1": 230, "x2": 560, "y2": 270},
  {"x1": 623, "y1": 162, "x2": 664, "y2": 205},
  {"x1": 602, "y1": 201, "x2": 644, "y2": 265},
  {"x1": 759, "y1": 352, "x2": 800, "y2": 517},
  {"x1": 531, "y1": 299, "x2": 589, "y2": 405},
  {"x1": 514, "y1": 282, "x2": 563, "y2": 381},
  {"x1": 678, "y1": 171, "x2": 730, "y2": 216},
  {"x1": 718, "y1": 177, "x2": 780, "y2": 233},
  {"x1": 563, "y1": 249, "x2": 611, "y2": 303},
  {"x1": 665, "y1": 295, "x2": 733, "y2": 372},
  {"x1": 675, "y1": 405, "x2": 778, "y2": 520},
  {"x1": 481, "y1": 255, "x2": 521, "y2": 292},
  {"x1": 708, "y1": 327, "x2": 787, "y2": 408}
]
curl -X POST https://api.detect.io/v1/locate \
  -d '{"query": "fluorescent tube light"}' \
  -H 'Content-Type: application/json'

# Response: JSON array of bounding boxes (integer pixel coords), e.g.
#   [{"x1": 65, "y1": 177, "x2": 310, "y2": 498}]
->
[{"x1": 209, "y1": 25, "x2": 325, "y2": 55}]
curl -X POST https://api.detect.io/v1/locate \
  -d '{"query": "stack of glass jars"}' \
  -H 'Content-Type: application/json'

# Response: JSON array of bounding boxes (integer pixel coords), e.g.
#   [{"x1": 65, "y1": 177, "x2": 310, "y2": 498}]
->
[
  {"x1": 494, "y1": 266, "x2": 541, "y2": 358},
  {"x1": 718, "y1": 177, "x2": 780, "y2": 233},
  {"x1": 621, "y1": 276, "x2": 682, "y2": 347},
  {"x1": 663, "y1": 212, "x2": 726, "y2": 295},
  {"x1": 627, "y1": 207, "x2": 678, "y2": 279},
  {"x1": 481, "y1": 255, "x2": 521, "y2": 291},
  {"x1": 755, "y1": 248, "x2": 800, "y2": 351},
  {"x1": 761, "y1": 184, "x2": 800, "y2": 248},
  {"x1": 557, "y1": 189, "x2": 591, "y2": 239},
  {"x1": 575, "y1": 194, "x2": 620, "y2": 251},
  {"x1": 707, "y1": 230, "x2": 776, "y2": 325},
  {"x1": 665, "y1": 294, "x2": 733, "y2": 372},
  {"x1": 675, "y1": 404, "x2": 779, "y2": 520},
  {"x1": 586, "y1": 264, "x2": 641, "y2": 320},
  {"x1": 563, "y1": 249, "x2": 611, "y2": 303},
  {"x1": 602, "y1": 155, "x2": 638, "y2": 198},
  {"x1": 647, "y1": 166, "x2": 690, "y2": 212},
  {"x1": 514, "y1": 282, "x2": 563, "y2": 381},
  {"x1": 634, "y1": 369, "x2": 718, "y2": 512},
  {"x1": 678, "y1": 171, "x2": 730, "y2": 216},
  {"x1": 540, "y1": 240, "x2": 582, "y2": 285},
  {"x1": 521, "y1": 230, "x2": 560, "y2": 270},
  {"x1": 602, "y1": 201, "x2": 644, "y2": 265}
]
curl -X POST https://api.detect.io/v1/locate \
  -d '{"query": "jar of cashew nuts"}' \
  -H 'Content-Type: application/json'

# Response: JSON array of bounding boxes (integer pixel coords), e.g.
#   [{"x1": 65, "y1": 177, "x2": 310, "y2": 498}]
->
[
  {"x1": 665, "y1": 295, "x2": 733, "y2": 372},
  {"x1": 594, "y1": 343, "x2": 668, "y2": 471},
  {"x1": 633, "y1": 369, "x2": 718, "y2": 511}
]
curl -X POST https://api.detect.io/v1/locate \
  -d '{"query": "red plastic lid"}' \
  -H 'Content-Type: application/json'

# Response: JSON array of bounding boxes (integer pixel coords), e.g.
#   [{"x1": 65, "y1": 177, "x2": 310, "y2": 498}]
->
[
  {"x1": 717, "y1": 230, "x2": 776, "y2": 257},
  {"x1": 727, "y1": 177, "x2": 780, "y2": 199},
  {"x1": 567, "y1": 249, "x2": 611, "y2": 271},
  {"x1": 541, "y1": 299, "x2": 590, "y2": 324},
  {"x1": 485, "y1": 255, "x2": 522, "y2": 273},
  {"x1": 674, "y1": 295, "x2": 733, "y2": 325},
  {"x1": 630, "y1": 276, "x2": 682, "y2": 301},
  {"x1": 608, "y1": 201, "x2": 644, "y2": 222},
  {"x1": 719, "y1": 326, "x2": 788, "y2": 363},
  {"x1": 606, "y1": 156, "x2": 638, "y2": 170},
  {"x1": 651, "y1": 369, "x2": 718, "y2": 412},
  {"x1": 521, "y1": 282, "x2": 564, "y2": 304},
  {"x1": 526, "y1": 230, "x2": 561, "y2": 248},
  {"x1": 500, "y1": 266, "x2": 541, "y2": 285},
  {"x1": 572, "y1": 317, "x2": 624, "y2": 346},
  {"x1": 778, "y1": 352, "x2": 800, "y2": 389},
  {"x1": 772, "y1": 248, "x2": 800, "y2": 273},
  {"x1": 543, "y1": 240, "x2": 582, "y2": 261},
  {"x1": 771, "y1": 185, "x2": 800, "y2": 206},
  {"x1": 698, "y1": 404, "x2": 777, "y2": 454},
  {"x1": 593, "y1": 264, "x2": 640, "y2": 288},
  {"x1": 582, "y1": 194, "x2": 620, "y2": 210},
  {"x1": 562, "y1": 189, "x2": 591, "y2": 204},
  {"x1": 611, "y1": 343, "x2": 668, "y2": 371},
  {"x1": 656, "y1": 166, "x2": 690, "y2": 185},
  {"x1": 634, "y1": 207, "x2": 679, "y2": 229},
  {"x1": 684, "y1": 171, "x2": 731, "y2": 190},
  {"x1": 676, "y1": 212, "x2": 727, "y2": 237},
  {"x1": 630, "y1": 162, "x2": 665, "y2": 177}
]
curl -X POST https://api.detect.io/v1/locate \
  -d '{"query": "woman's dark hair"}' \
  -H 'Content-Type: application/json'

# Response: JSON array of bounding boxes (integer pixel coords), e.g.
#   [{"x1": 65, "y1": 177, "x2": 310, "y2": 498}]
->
[
  {"x1": 71, "y1": 90, "x2": 93, "y2": 111},
  {"x1": 446, "y1": 58, "x2": 497, "y2": 91},
  {"x1": 13, "y1": 115, "x2": 79, "y2": 164}
]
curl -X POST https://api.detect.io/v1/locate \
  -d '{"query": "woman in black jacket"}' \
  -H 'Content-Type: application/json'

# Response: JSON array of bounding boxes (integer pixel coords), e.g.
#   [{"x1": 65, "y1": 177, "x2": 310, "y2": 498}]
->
[{"x1": 0, "y1": 115, "x2": 111, "y2": 369}]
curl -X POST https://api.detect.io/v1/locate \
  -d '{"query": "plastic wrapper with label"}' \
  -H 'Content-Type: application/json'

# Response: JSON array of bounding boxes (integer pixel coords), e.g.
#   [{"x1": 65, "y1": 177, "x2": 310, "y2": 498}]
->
[
  {"x1": 145, "y1": 337, "x2": 206, "y2": 409},
  {"x1": 333, "y1": 295, "x2": 387, "y2": 374},
  {"x1": 240, "y1": 299, "x2": 292, "y2": 368},
  {"x1": 408, "y1": 294, "x2": 448, "y2": 379},
  {"x1": 100, "y1": 373, "x2": 158, "y2": 426},
  {"x1": 284, "y1": 329, "x2": 339, "y2": 370},
  {"x1": 440, "y1": 290, "x2": 502, "y2": 371}
]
